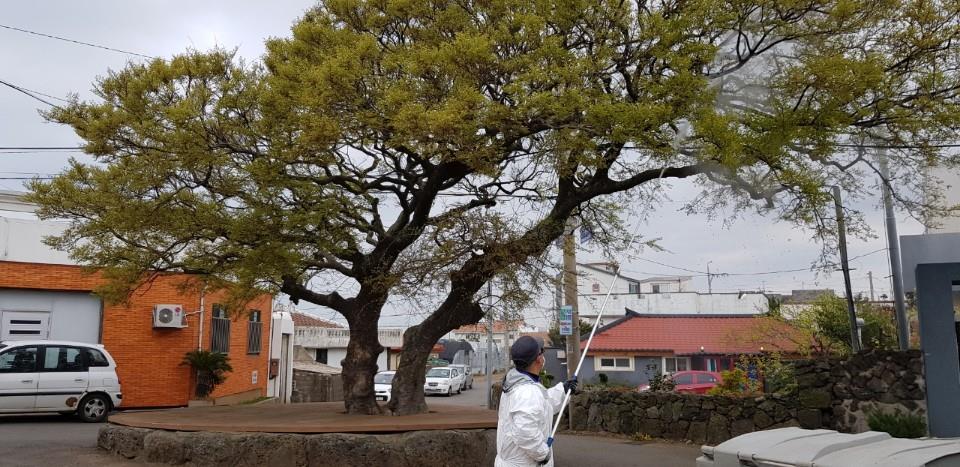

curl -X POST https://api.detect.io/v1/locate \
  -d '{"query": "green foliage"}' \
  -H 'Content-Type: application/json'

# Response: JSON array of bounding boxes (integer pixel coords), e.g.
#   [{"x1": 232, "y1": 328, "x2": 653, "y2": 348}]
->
[
  {"x1": 708, "y1": 368, "x2": 760, "y2": 397},
  {"x1": 182, "y1": 350, "x2": 233, "y2": 399},
  {"x1": 738, "y1": 353, "x2": 797, "y2": 396},
  {"x1": 597, "y1": 373, "x2": 609, "y2": 385},
  {"x1": 539, "y1": 368, "x2": 554, "y2": 387},
  {"x1": 867, "y1": 410, "x2": 927, "y2": 438},
  {"x1": 798, "y1": 295, "x2": 899, "y2": 355},
  {"x1": 647, "y1": 373, "x2": 676, "y2": 393}
]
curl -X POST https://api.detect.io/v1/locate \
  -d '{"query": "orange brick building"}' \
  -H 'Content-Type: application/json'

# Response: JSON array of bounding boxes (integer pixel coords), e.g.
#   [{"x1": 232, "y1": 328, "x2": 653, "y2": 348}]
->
[{"x1": 0, "y1": 260, "x2": 272, "y2": 408}]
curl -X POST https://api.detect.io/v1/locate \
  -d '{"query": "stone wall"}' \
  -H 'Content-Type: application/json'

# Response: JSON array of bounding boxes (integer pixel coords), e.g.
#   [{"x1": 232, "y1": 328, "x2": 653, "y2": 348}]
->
[
  {"x1": 565, "y1": 350, "x2": 926, "y2": 444},
  {"x1": 291, "y1": 370, "x2": 344, "y2": 403},
  {"x1": 99, "y1": 425, "x2": 497, "y2": 467},
  {"x1": 794, "y1": 349, "x2": 925, "y2": 432},
  {"x1": 567, "y1": 391, "x2": 800, "y2": 445}
]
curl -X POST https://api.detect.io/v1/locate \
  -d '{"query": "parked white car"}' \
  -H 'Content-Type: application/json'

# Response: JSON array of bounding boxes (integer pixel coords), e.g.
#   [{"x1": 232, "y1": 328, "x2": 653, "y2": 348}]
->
[
  {"x1": 374, "y1": 370, "x2": 395, "y2": 402},
  {"x1": 0, "y1": 340, "x2": 122, "y2": 422},
  {"x1": 424, "y1": 366, "x2": 464, "y2": 396},
  {"x1": 448, "y1": 364, "x2": 473, "y2": 390}
]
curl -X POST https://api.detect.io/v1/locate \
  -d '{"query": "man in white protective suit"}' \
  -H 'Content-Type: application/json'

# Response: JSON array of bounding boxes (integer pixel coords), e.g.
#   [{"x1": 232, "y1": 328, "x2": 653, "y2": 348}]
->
[{"x1": 495, "y1": 336, "x2": 579, "y2": 467}]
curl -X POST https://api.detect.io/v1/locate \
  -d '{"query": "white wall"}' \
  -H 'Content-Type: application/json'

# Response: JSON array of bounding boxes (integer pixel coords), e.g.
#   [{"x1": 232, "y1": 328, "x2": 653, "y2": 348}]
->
[
  {"x1": 927, "y1": 166, "x2": 960, "y2": 234},
  {"x1": 267, "y1": 310, "x2": 294, "y2": 402},
  {"x1": 0, "y1": 216, "x2": 74, "y2": 265},
  {"x1": 579, "y1": 292, "x2": 769, "y2": 326},
  {"x1": 0, "y1": 289, "x2": 101, "y2": 343},
  {"x1": 304, "y1": 347, "x2": 389, "y2": 372}
]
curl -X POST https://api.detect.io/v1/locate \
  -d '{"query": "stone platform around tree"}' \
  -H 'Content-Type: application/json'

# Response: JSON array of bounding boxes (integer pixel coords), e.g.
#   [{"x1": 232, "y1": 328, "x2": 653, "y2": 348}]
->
[
  {"x1": 99, "y1": 402, "x2": 499, "y2": 466},
  {"x1": 108, "y1": 401, "x2": 497, "y2": 433}
]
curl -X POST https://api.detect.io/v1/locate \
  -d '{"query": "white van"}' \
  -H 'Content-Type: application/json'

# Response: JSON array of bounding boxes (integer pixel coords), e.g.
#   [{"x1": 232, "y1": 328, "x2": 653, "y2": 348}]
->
[{"x1": 0, "y1": 340, "x2": 122, "y2": 422}]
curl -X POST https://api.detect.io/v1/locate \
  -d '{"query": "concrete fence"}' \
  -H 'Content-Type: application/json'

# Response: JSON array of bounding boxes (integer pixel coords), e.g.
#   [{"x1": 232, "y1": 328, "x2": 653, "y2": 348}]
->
[{"x1": 291, "y1": 370, "x2": 344, "y2": 403}]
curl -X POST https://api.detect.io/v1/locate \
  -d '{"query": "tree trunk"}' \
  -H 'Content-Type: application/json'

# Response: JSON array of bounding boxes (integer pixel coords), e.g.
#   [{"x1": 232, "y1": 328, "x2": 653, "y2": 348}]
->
[
  {"x1": 386, "y1": 325, "x2": 435, "y2": 415},
  {"x1": 388, "y1": 300, "x2": 485, "y2": 415},
  {"x1": 341, "y1": 318, "x2": 384, "y2": 415}
]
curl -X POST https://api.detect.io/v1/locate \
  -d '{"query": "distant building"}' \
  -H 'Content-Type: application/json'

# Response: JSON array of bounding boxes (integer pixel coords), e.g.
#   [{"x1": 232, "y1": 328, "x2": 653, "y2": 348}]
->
[
  {"x1": 576, "y1": 312, "x2": 803, "y2": 387},
  {"x1": 771, "y1": 289, "x2": 836, "y2": 319},
  {"x1": 560, "y1": 262, "x2": 768, "y2": 326},
  {"x1": 0, "y1": 207, "x2": 272, "y2": 408},
  {"x1": 291, "y1": 311, "x2": 404, "y2": 372}
]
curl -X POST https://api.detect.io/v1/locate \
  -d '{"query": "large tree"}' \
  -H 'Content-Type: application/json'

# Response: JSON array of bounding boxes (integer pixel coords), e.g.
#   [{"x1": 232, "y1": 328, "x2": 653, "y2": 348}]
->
[{"x1": 30, "y1": 0, "x2": 960, "y2": 415}]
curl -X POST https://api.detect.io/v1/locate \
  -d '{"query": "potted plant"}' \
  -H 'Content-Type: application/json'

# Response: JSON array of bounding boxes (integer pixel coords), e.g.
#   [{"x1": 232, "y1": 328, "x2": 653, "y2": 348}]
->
[{"x1": 182, "y1": 350, "x2": 233, "y2": 402}]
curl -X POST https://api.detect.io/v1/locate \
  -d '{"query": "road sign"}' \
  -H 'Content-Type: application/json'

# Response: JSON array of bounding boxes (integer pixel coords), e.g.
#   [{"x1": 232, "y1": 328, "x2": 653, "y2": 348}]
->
[{"x1": 559, "y1": 305, "x2": 573, "y2": 336}]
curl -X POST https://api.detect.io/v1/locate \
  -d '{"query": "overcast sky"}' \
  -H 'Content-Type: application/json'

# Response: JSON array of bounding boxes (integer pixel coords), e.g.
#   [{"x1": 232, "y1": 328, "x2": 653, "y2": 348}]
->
[{"x1": 0, "y1": 1, "x2": 928, "y2": 330}]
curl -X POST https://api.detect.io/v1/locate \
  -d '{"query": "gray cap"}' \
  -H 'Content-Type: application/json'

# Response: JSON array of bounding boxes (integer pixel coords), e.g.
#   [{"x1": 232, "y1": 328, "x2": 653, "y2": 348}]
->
[{"x1": 510, "y1": 336, "x2": 543, "y2": 365}]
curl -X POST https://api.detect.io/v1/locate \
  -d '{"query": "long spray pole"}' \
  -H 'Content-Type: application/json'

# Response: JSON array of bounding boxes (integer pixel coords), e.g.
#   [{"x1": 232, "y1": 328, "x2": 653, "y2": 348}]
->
[{"x1": 547, "y1": 168, "x2": 665, "y2": 447}]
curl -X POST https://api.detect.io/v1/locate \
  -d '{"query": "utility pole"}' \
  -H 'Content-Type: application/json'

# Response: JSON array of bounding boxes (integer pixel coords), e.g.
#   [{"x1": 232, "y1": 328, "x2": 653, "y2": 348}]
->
[
  {"x1": 868, "y1": 271, "x2": 875, "y2": 302},
  {"x1": 833, "y1": 186, "x2": 862, "y2": 353},
  {"x1": 562, "y1": 218, "x2": 580, "y2": 429},
  {"x1": 707, "y1": 261, "x2": 713, "y2": 294},
  {"x1": 486, "y1": 280, "x2": 494, "y2": 409},
  {"x1": 878, "y1": 148, "x2": 910, "y2": 350}
]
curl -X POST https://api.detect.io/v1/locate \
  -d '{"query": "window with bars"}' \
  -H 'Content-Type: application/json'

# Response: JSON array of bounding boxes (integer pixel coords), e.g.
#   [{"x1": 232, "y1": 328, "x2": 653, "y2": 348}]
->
[
  {"x1": 247, "y1": 310, "x2": 262, "y2": 355},
  {"x1": 211, "y1": 304, "x2": 231, "y2": 354}
]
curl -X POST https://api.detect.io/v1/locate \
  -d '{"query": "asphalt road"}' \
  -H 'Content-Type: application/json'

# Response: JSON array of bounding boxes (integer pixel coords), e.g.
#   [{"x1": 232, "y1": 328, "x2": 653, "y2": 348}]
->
[
  {"x1": 0, "y1": 413, "x2": 142, "y2": 467},
  {"x1": 553, "y1": 434, "x2": 701, "y2": 467}
]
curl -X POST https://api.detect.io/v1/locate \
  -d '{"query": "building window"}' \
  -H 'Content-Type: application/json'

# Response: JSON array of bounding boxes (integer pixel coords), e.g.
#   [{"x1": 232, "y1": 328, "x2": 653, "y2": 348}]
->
[
  {"x1": 595, "y1": 356, "x2": 634, "y2": 371},
  {"x1": 211, "y1": 304, "x2": 231, "y2": 354},
  {"x1": 247, "y1": 310, "x2": 262, "y2": 355},
  {"x1": 663, "y1": 357, "x2": 690, "y2": 373},
  {"x1": 628, "y1": 282, "x2": 640, "y2": 294},
  {"x1": 652, "y1": 284, "x2": 661, "y2": 294},
  {"x1": 705, "y1": 358, "x2": 718, "y2": 372},
  {"x1": 315, "y1": 348, "x2": 328, "y2": 364}
]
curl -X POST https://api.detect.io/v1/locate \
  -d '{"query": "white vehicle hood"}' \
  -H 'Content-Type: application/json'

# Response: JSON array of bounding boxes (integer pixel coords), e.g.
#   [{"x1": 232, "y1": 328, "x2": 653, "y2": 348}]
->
[
  {"x1": 374, "y1": 383, "x2": 392, "y2": 392},
  {"x1": 425, "y1": 377, "x2": 451, "y2": 385}
]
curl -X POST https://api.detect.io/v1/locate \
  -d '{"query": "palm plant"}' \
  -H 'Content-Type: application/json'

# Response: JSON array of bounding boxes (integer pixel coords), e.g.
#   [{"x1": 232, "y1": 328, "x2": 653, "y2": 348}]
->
[{"x1": 182, "y1": 350, "x2": 233, "y2": 399}]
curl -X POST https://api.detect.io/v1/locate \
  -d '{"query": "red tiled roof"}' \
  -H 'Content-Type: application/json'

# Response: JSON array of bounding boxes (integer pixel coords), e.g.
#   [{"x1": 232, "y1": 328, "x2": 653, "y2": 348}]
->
[
  {"x1": 580, "y1": 314, "x2": 802, "y2": 355},
  {"x1": 291, "y1": 312, "x2": 342, "y2": 328}
]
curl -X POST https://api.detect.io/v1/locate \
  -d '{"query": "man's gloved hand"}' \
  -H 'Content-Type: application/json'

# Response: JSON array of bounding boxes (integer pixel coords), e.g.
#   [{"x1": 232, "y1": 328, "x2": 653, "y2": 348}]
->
[
  {"x1": 538, "y1": 451, "x2": 552, "y2": 466},
  {"x1": 563, "y1": 376, "x2": 579, "y2": 395}
]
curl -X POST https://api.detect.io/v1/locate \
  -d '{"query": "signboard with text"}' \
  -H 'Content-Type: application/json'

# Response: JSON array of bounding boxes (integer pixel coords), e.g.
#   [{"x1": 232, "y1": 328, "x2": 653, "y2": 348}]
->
[{"x1": 559, "y1": 305, "x2": 573, "y2": 336}]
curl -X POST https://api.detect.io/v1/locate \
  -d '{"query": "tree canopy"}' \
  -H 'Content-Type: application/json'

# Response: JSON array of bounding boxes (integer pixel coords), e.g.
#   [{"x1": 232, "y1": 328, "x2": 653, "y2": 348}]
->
[{"x1": 28, "y1": 0, "x2": 960, "y2": 414}]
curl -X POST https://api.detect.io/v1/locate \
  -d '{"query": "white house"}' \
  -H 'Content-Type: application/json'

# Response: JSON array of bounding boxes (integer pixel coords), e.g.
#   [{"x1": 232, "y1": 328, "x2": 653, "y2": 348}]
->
[
  {"x1": 564, "y1": 262, "x2": 769, "y2": 326},
  {"x1": 291, "y1": 310, "x2": 405, "y2": 372}
]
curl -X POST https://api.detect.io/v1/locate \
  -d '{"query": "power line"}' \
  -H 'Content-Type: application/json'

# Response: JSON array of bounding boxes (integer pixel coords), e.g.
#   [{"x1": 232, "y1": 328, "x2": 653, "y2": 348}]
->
[
  {"x1": 0, "y1": 23, "x2": 155, "y2": 59},
  {"x1": 0, "y1": 147, "x2": 81, "y2": 150},
  {"x1": 0, "y1": 79, "x2": 70, "y2": 103},
  {"x1": 624, "y1": 248, "x2": 889, "y2": 279},
  {"x1": 0, "y1": 79, "x2": 58, "y2": 107}
]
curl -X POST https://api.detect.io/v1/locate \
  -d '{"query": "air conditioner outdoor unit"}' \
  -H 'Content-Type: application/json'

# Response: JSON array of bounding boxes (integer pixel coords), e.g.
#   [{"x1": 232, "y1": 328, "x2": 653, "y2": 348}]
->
[{"x1": 153, "y1": 304, "x2": 186, "y2": 328}]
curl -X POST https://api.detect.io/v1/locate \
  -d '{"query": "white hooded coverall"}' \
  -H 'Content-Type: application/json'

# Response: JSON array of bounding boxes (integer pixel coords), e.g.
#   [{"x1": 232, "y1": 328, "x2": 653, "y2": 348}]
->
[{"x1": 495, "y1": 369, "x2": 566, "y2": 467}]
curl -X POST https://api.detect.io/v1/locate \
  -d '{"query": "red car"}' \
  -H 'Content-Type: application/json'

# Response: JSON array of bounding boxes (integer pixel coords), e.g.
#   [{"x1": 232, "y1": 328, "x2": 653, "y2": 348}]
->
[{"x1": 638, "y1": 370, "x2": 723, "y2": 394}]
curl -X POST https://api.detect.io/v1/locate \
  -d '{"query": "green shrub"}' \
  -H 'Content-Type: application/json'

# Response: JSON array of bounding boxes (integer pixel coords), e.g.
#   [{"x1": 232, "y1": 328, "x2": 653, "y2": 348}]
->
[
  {"x1": 598, "y1": 373, "x2": 608, "y2": 385},
  {"x1": 182, "y1": 350, "x2": 233, "y2": 399},
  {"x1": 867, "y1": 410, "x2": 926, "y2": 438},
  {"x1": 647, "y1": 373, "x2": 676, "y2": 392},
  {"x1": 708, "y1": 368, "x2": 760, "y2": 397},
  {"x1": 539, "y1": 368, "x2": 554, "y2": 387}
]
